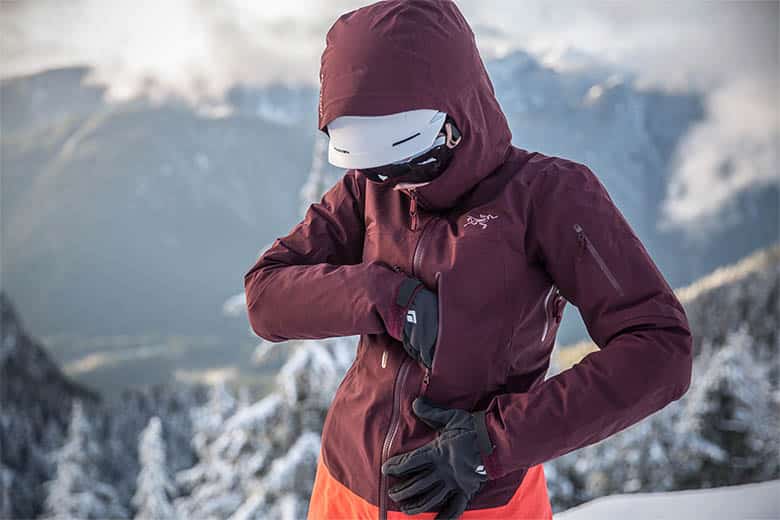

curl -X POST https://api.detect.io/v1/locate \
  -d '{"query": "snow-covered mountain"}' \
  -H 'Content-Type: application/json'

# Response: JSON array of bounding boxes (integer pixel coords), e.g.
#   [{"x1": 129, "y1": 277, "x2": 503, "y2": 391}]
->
[
  {"x1": 1, "y1": 292, "x2": 97, "y2": 518},
  {"x1": 0, "y1": 292, "x2": 208, "y2": 518},
  {"x1": 1, "y1": 68, "x2": 318, "y2": 346},
  {"x1": 485, "y1": 50, "x2": 778, "y2": 343},
  {"x1": 3, "y1": 50, "x2": 777, "y2": 384}
]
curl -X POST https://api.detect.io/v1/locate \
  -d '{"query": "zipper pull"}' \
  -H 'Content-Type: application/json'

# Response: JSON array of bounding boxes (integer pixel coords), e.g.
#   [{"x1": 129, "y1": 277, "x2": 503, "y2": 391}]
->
[
  {"x1": 409, "y1": 189, "x2": 418, "y2": 231},
  {"x1": 553, "y1": 291, "x2": 564, "y2": 323},
  {"x1": 573, "y1": 223, "x2": 586, "y2": 258}
]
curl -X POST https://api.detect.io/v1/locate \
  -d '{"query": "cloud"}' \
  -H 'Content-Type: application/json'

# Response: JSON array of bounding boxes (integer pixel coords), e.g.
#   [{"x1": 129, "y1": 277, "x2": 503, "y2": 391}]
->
[
  {"x1": 0, "y1": 0, "x2": 342, "y2": 103},
  {"x1": 459, "y1": 1, "x2": 779, "y2": 227},
  {"x1": 2, "y1": 0, "x2": 777, "y2": 226},
  {"x1": 661, "y1": 78, "x2": 779, "y2": 227}
]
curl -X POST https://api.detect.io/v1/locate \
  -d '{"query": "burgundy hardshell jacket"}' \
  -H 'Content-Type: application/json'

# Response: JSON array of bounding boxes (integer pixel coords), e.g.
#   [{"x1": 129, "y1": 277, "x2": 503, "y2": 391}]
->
[{"x1": 244, "y1": 1, "x2": 693, "y2": 518}]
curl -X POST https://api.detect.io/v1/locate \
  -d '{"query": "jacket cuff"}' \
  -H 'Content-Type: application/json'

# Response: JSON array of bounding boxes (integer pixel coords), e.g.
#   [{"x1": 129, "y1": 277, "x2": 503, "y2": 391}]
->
[
  {"x1": 472, "y1": 410, "x2": 498, "y2": 479},
  {"x1": 387, "y1": 276, "x2": 424, "y2": 341},
  {"x1": 396, "y1": 276, "x2": 424, "y2": 307},
  {"x1": 481, "y1": 448, "x2": 507, "y2": 481},
  {"x1": 385, "y1": 275, "x2": 423, "y2": 341}
]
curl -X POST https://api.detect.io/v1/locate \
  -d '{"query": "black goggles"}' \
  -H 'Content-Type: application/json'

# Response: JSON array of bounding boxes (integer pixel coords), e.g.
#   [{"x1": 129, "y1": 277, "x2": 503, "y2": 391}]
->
[{"x1": 359, "y1": 117, "x2": 462, "y2": 185}]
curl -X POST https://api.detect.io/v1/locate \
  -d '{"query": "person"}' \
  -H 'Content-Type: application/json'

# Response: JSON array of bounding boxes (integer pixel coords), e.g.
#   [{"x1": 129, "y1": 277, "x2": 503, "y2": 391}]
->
[{"x1": 243, "y1": 1, "x2": 694, "y2": 519}]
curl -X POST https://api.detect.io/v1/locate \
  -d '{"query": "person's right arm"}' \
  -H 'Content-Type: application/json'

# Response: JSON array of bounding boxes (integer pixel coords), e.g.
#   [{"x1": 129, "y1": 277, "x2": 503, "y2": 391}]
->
[{"x1": 244, "y1": 171, "x2": 410, "y2": 343}]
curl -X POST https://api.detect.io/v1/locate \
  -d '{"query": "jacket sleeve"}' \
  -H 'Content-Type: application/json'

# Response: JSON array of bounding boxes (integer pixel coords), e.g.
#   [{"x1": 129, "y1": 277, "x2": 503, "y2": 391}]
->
[
  {"x1": 244, "y1": 171, "x2": 410, "y2": 343},
  {"x1": 480, "y1": 160, "x2": 693, "y2": 479}
]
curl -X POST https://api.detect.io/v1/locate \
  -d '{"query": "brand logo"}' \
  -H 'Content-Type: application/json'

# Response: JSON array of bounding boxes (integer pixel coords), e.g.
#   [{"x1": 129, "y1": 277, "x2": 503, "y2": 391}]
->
[
  {"x1": 463, "y1": 213, "x2": 498, "y2": 230},
  {"x1": 475, "y1": 464, "x2": 487, "y2": 476},
  {"x1": 406, "y1": 310, "x2": 417, "y2": 324}
]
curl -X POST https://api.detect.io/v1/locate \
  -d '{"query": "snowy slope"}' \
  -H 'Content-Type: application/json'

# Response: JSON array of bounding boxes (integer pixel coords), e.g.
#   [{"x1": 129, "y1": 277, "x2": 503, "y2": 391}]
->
[{"x1": 555, "y1": 479, "x2": 780, "y2": 520}]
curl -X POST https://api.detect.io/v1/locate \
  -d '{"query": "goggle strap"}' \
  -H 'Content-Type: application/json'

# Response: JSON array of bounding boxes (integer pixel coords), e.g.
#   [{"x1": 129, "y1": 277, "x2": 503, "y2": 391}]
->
[{"x1": 444, "y1": 119, "x2": 462, "y2": 149}]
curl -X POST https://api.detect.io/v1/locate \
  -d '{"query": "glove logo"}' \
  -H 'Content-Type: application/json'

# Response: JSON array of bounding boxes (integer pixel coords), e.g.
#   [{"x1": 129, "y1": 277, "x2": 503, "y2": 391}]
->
[
  {"x1": 406, "y1": 310, "x2": 417, "y2": 324},
  {"x1": 475, "y1": 464, "x2": 487, "y2": 476}
]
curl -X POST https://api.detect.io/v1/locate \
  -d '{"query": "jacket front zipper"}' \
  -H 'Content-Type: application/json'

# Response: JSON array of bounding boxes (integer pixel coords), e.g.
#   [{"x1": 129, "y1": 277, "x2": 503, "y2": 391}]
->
[
  {"x1": 573, "y1": 223, "x2": 624, "y2": 296},
  {"x1": 378, "y1": 189, "x2": 436, "y2": 518},
  {"x1": 378, "y1": 356, "x2": 412, "y2": 520}
]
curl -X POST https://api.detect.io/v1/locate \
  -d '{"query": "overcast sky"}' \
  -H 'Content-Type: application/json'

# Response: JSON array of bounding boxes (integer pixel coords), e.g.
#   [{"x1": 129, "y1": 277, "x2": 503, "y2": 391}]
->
[{"x1": 1, "y1": 0, "x2": 778, "y2": 227}]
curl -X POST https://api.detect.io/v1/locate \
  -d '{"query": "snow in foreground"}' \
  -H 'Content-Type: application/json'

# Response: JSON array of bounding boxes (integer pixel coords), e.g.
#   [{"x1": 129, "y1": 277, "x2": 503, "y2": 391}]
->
[{"x1": 555, "y1": 479, "x2": 780, "y2": 520}]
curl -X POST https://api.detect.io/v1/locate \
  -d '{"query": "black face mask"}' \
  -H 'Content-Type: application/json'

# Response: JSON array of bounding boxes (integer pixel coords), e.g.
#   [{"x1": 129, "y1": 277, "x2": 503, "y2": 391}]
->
[{"x1": 359, "y1": 116, "x2": 462, "y2": 186}]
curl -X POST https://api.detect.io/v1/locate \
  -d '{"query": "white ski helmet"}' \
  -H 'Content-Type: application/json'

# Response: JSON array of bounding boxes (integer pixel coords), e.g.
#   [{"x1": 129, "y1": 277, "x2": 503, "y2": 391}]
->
[{"x1": 326, "y1": 109, "x2": 447, "y2": 169}]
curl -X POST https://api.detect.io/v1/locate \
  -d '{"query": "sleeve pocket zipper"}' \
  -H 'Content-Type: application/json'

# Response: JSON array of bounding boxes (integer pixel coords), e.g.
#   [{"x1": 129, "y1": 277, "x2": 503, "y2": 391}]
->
[{"x1": 573, "y1": 223, "x2": 624, "y2": 296}]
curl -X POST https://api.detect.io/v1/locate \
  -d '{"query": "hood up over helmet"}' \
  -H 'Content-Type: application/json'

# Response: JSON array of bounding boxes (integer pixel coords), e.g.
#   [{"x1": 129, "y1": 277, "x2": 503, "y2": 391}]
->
[{"x1": 318, "y1": 0, "x2": 513, "y2": 212}]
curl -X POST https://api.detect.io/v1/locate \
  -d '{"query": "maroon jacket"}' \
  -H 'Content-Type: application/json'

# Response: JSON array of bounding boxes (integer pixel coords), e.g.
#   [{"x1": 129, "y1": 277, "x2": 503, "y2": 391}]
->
[{"x1": 245, "y1": 0, "x2": 693, "y2": 516}]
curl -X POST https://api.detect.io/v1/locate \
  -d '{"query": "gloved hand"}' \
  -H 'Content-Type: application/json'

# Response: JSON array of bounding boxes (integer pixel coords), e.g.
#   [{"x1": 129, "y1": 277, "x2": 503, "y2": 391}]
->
[
  {"x1": 394, "y1": 276, "x2": 438, "y2": 369},
  {"x1": 380, "y1": 397, "x2": 494, "y2": 519}
]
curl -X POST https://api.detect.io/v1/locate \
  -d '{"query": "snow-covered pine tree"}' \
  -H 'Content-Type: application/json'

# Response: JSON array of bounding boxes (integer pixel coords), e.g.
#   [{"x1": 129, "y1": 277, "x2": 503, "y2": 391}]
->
[
  {"x1": 44, "y1": 400, "x2": 128, "y2": 519},
  {"x1": 544, "y1": 248, "x2": 780, "y2": 512},
  {"x1": 299, "y1": 131, "x2": 333, "y2": 219},
  {"x1": 190, "y1": 381, "x2": 238, "y2": 449},
  {"x1": 174, "y1": 336, "x2": 355, "y2": 519},
  {"x1": 0, "y1": 464, "x2": 14, "y2": 519},
  {"x1": 673, "y1": 326, "x2": 780, "y2": 487},
  {"x1": 174, "y1": 383, "x2": 245, "y2": 520},
  {"x1": 132, "y1": 416, "x2": 175, "y2": 519},
  {"x1": 277, "y1": 338, "x2": 356, "y2": 434},
  {"x1": 547, "y1": 325, "x2": 780, "y2": 510},
  {"x1": 1, "y1": 292, "x2": 98, "y2": 518},
  {"x1": 228, "y1": 432, "x2": 321, "y2": 520},
  {"x1": 103, "y1": 383, "x2": 205, "y2": 510}
]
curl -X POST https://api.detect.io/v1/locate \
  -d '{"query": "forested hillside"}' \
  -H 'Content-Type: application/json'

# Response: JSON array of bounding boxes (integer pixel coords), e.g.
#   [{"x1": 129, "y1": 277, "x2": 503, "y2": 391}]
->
[{"x1": 2, "y1": 244, "x2": 777, "y2": 518}]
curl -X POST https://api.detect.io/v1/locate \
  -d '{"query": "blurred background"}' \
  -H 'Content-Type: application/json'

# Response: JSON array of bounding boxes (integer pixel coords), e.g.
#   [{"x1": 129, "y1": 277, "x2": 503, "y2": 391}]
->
[{"x1": 1, "y1": 1, "x2": 778, "y2": 519}]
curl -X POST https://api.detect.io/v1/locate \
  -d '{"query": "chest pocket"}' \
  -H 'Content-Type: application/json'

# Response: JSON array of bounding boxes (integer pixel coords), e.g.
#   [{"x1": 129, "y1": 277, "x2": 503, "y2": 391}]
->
[{"x1": 422, "y1": 209, "x2": 513, "y2": 409}]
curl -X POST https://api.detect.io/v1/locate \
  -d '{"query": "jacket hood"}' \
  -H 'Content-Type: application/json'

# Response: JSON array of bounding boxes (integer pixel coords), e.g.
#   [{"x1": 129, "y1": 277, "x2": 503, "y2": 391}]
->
[{"x1": 318, "y1": 0, "x2": 513, "y2": 211}]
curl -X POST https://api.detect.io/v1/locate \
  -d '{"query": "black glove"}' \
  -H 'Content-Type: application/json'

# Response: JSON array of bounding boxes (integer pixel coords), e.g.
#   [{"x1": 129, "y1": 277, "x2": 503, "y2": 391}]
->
[
  {"x1": 395, "y1": 277, "x2": 438, "y2": 369},
  {"x1": 380, "y1": 397, "x2": 494, "y2": 519}
]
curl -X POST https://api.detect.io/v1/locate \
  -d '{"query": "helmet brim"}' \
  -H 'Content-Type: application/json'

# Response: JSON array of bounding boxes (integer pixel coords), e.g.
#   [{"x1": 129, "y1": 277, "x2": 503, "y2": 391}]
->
[{"x1": 327, "y1": 109, "x2": 446, "y2": 169}]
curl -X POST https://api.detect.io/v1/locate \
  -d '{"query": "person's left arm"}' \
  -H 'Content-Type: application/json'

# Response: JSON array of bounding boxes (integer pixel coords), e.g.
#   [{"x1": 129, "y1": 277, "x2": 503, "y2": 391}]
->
[{"x1": 479, "y1": 160, "x2": 693, "y2": 479}]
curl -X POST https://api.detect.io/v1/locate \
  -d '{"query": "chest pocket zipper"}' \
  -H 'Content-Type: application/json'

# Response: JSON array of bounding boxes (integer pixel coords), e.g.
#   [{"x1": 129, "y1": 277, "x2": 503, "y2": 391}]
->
[{"x1": 573, "y1": 223, "x2": 624, "y2": 296}]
